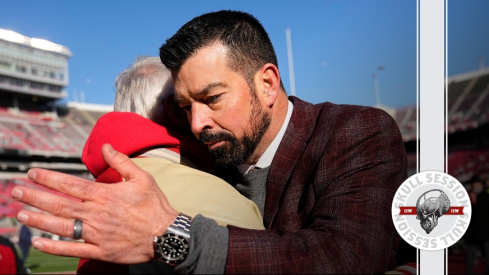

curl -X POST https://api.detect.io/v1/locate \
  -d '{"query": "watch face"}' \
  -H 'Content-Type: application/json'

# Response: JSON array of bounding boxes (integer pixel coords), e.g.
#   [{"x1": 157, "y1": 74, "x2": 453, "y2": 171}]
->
[{"x1": 155, "y1": 233, "x2": 189, "y2": 265}]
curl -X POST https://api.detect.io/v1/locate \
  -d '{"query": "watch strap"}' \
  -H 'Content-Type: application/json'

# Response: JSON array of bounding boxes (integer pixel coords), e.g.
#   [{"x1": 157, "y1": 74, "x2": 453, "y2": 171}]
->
[
  {"x1": 165, "y1": 213, "x2": 192, "y2": 239},
  {"x1": 153, "y1": 213, "x2": 192, "y2": 266}
]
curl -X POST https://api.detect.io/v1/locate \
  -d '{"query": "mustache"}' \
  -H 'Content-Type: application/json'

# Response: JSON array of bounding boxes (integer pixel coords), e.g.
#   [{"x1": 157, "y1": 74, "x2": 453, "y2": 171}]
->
[{"x1": 199, "y1": 129, "x2": 235, "y2": 143}]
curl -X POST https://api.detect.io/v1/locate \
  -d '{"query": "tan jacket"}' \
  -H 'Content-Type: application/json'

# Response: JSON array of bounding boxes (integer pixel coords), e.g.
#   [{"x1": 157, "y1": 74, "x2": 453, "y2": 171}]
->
[{"x1": 132, "y1": 157, "x2": 264, "y2": 230}]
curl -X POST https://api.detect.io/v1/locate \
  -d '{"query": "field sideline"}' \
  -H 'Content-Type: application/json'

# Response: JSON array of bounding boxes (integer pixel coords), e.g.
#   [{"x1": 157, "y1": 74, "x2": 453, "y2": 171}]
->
[{"x1": 24, "y1": 247, "x2": 78, "y2": 274}]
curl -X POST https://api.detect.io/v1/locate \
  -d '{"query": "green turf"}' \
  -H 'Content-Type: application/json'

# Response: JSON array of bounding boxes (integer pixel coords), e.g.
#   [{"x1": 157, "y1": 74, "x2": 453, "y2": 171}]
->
[{"x1": 23, "y1": 247, "x2": 78, "y2": 274}]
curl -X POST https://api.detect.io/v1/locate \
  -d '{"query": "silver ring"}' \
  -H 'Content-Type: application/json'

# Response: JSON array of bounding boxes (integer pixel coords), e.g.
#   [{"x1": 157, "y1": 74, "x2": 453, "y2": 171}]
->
[{"x1": 73, "y1": 219, "x2": 83, "y2": 240}]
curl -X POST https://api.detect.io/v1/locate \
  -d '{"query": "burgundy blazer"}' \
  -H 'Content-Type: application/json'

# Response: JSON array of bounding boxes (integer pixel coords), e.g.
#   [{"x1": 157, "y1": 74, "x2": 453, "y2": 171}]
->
[{"x1": 225, "y1": 97, "x2": 407, "y2": 273}]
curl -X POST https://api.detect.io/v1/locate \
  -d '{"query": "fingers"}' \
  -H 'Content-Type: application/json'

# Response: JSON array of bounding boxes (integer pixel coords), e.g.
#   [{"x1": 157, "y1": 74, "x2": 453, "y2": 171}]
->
[
  {"x1": 32, "y1": 237, "x2": 100, "y2": 260},
  {"x1": 9, "y1": 144, "x2": 172, "y2": 264},
  {"x1": 32, "y1": 237, "x2": 148, "y2": 264},
  {"x1": 12, "y1": 187, "x2": 84, "y2": 219},
  {"x1": 101, "y1": 144, "x2": 150, "y2": 182},
  {"x1": 17, "y1": 210, "x2": 90, "y2": 242},
  {"x1": 26, "y1": 168, "x2": 97, "y2": 201}
]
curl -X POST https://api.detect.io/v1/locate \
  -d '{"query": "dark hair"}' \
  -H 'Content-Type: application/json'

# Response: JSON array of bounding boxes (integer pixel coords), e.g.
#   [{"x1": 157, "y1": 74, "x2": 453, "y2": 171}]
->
[{"x1": 159, "y1": 10, "x2": 284, "y2": 88}]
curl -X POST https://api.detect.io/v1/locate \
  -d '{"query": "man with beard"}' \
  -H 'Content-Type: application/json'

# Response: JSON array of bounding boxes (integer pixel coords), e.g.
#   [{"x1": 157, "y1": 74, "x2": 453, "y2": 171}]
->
[
  {"x1": 77, "y1": 56, "x2": 264, "y2": 274},
  {"x1": 198, "y1": 88, "x2": 270, "y2": 170},
  {"x1": 11, "y1": 10, "x2": 407, "y2": 274}
]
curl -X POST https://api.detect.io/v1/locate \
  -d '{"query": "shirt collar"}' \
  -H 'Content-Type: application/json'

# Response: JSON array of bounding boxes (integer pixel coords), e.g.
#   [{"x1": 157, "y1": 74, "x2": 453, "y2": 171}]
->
[{"x1": 237, "y1": 100, "x2": 294, "y2": 175}]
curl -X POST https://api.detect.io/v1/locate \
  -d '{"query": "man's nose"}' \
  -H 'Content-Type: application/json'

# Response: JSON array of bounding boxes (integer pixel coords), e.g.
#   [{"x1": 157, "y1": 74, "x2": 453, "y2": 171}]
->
[{"x1": 190, "y1": 104, "x2": 213, "y2": 138}]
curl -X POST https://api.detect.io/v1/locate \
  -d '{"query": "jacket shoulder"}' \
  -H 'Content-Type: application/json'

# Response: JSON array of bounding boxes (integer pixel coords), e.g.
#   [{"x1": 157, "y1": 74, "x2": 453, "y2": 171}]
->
[{"x1": 289, "y1": 97, "x2": 398, "y2": 139}]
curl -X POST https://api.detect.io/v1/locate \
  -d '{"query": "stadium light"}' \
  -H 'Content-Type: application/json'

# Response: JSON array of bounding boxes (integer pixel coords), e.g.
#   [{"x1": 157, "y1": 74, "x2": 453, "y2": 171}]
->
[
  {"x1": 286, "y1": 27, "x2": 296, "y2": 96},
  {"x1": 372, "y1": 66, "x2": 385, "y2": 107}
]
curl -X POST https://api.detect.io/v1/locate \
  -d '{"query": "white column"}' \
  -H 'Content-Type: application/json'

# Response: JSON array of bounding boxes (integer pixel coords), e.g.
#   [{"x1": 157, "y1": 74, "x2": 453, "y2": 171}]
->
[{"x1": 418, "y1": 0, "x2": 446, "y2": 274}]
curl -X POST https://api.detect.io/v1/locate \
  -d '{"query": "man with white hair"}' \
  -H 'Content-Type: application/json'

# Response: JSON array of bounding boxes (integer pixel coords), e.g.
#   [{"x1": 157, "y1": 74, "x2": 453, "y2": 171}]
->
[
  {"x1": 77, "y1": 56, "x2": 264, "y2": 274},
  {"x1": 113, "y1": 56, "x2": 173, "y2": 126}
]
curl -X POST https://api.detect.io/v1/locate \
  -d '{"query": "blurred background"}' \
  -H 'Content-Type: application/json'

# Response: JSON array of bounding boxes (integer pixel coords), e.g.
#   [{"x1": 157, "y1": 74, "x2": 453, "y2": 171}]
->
[{"x1": 0, "y1": 1, "x2": 487, "y2": 273}]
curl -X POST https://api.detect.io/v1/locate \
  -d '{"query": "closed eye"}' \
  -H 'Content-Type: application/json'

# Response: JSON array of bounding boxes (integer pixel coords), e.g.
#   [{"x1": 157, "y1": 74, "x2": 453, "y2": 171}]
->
[{"x1": 205, "y1": 94, "x2": 222, "y2": 105}]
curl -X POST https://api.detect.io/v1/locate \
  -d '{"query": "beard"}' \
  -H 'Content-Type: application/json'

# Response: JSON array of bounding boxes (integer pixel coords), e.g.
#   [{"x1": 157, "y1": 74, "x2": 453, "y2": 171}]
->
[{"x1": 199, "y1": 89, "x2": 271, "y2": 168}]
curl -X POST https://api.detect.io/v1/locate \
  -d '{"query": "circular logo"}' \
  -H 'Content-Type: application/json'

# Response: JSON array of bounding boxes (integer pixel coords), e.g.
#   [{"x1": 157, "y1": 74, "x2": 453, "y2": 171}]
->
[{"x1": 391, "y1": 171, "x2": 472, "y2": 251}]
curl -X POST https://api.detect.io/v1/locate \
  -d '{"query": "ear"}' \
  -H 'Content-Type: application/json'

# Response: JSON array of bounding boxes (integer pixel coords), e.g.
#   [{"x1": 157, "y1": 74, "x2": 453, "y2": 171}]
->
[{"x1": 255, "y1": 63, "x2": 281, "y2": 108}]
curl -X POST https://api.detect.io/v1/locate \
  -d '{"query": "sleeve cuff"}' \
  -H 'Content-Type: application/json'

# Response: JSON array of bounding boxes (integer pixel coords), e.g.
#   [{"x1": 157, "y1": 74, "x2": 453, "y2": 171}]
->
[{"x1": 174, "y1": 214, "x2": 229, "y2": 274}]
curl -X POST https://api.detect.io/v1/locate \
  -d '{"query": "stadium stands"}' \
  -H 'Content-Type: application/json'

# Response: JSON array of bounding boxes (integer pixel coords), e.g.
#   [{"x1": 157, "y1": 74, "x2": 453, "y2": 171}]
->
[
  {"x1": 0, "y1": 103, "x2": 111, "y2": 156},
  {"x1": 391, "y1": 67, "x2": 489, "y2": 181},
  {"x1": 395, "y1": 67, "x2": 489, "y2": 142},
  {"x1": 448, "y1": 149, "x2": 489, "y2": 182},
  {"x1": 0, "y1": 67, "x2": 486, "y2": 184}
]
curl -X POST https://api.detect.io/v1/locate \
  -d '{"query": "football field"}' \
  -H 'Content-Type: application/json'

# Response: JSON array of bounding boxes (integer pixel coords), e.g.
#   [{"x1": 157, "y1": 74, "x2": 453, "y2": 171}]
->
[{"x1": 24, "y1": 247, "x2": 78, "y2": 274}]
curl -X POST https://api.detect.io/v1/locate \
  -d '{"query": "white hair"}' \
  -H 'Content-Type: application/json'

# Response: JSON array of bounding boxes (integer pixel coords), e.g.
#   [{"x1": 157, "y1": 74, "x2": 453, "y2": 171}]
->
[{"x1": 114, "y1": 56, "x2": 173, "y2": 125}]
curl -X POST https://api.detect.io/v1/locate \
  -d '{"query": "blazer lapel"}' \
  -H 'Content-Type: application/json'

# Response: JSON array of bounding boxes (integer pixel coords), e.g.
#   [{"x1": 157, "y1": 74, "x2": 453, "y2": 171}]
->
[{"x1": 264, "y1": 97, "x2": 317, "y2": 229}]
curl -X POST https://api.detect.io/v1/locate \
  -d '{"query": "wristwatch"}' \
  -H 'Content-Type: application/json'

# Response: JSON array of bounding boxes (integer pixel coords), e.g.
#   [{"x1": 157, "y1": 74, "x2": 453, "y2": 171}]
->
[{"x1": 153, "y1": 213, "x2": 192, "y2": 266}]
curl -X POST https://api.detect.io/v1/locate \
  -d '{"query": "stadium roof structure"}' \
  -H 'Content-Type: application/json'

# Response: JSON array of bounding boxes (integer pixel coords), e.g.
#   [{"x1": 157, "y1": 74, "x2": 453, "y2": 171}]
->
[
  {"x1": 66, "y1": 102, "x2": 113, "y2": 113},
  {"x1": 447, "y1": 66, "x2": 489, "y2": 84},
  {"x1": 0, "y1": 28, "x2": 72, "y2": 102},
  {"x1": 0, "y1": 29, "x2": 71, "y2": 57}
]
